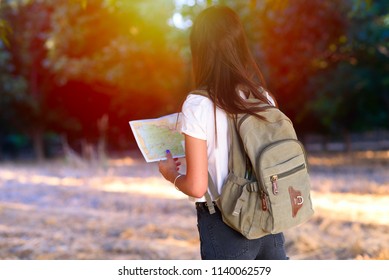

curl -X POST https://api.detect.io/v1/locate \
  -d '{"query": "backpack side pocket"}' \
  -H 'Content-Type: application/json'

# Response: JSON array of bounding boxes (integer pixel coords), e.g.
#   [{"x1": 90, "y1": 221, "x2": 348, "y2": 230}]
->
[{"x1": 218, "y1": 173, "x2": 270, "y2": 239}]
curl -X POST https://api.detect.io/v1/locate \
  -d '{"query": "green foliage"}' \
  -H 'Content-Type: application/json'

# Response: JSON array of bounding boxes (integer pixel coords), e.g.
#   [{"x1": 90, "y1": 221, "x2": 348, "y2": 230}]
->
[
  {"x1": 0, "y1": 0, "x2": 56, "y2": 131},
  {"x1": 307, "y1": 0, "x2": 389, "y2": 133},
  {"x1": 0, "y1": 44, "x2": 29, "y2": 133},
  {"x1": 1, "y1": 0, "x2": 187, "y2": 155},
  {"x1": 0, "y1": 19, "x2": 12, "y2": 47},
  {"x1": 195, "y1": 0, "x2": 389, "y2": 135},
  {"x1": 1, "y1": 0, "x2": 388, "y2": 158}
]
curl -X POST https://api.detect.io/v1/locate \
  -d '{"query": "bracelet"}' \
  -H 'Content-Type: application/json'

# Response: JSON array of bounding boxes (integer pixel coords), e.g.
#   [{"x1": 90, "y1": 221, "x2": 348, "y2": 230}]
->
[{"x1": 173, "y1": 174, "x2": 183, "y2": 190}]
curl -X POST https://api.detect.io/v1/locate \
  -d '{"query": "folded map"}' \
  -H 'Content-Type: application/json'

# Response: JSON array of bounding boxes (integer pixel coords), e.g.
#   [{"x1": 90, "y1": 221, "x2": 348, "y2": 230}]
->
[{"x1": 129, "y1": 113, "x2": 185, "y2": 162}]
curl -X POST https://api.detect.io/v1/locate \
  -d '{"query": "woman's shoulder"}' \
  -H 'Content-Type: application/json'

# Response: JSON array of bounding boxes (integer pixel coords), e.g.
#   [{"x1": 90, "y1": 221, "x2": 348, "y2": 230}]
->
[{"x1": 184, "y1": 92, "x2": 213, "y2": 108}]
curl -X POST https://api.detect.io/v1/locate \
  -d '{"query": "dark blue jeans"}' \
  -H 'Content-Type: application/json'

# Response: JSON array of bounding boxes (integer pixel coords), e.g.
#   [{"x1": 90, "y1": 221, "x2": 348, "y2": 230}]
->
[{"x1": 196, "y1": 203, "x2": 288, "y2": 260}]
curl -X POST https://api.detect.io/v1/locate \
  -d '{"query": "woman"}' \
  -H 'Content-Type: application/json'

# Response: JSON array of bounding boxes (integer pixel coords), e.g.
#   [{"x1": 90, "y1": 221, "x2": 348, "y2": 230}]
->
[{"x1": 158, "y1": 5, "x2": 288, "y2": 260}]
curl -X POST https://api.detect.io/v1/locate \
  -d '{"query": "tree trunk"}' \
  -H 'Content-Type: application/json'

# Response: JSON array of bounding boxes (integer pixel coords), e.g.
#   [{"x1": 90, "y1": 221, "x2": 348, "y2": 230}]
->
[
  {"x1": 0, "y1": 134, "x2": 3, "y2": 161},
  {"x1": 343, "y1": 130, "x2": 352, "y2": 153},
  {"x1": 32, "y1": 128, "x2": 44, "y2": 162},
  {"x1": 97, "y1": 114, "x2": 109, "y2": 167}
]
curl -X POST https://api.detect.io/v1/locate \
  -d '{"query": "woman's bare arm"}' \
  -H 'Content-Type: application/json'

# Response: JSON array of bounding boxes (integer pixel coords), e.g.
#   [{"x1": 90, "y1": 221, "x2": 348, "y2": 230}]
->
[{"x1": 158, "y1": 134, "x2": 208, "y2": 198}]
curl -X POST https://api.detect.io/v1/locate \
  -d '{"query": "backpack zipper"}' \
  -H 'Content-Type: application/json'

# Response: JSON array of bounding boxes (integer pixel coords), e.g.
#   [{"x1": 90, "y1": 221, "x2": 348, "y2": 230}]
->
[
  {"x1": 261, "y1": 191, "x2": 268, "y2": 211},
  {"x1": 270, "y1": 163, "x2": 306, "y2": 195}
]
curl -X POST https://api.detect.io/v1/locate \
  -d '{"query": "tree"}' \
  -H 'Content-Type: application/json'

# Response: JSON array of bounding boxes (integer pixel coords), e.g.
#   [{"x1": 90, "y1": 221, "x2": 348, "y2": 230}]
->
[
  {"x1": 45, "y1": 0, "x2": 186, "y2": 150},
  {"x1": 0, "y1": 0, "x2": 56, "y2": 161},
  {"x1": 1, "y1": 0, "x2": 187, "y2": 156},
  {"x1": 307, "y1": 0, "x2": 389, "y2": 139},
  {"x1": 2, "y1": 0, "x2": 386, "y2": 157},
  {"x1": 0, "y1": 40, "x2": 29, "y2": 159},
  {"x1": 249, "y1": 0, "x2": 348, "y2": 134},
  {"x1": 179, "y1": 0, "x2": 389, "y2": 140}
]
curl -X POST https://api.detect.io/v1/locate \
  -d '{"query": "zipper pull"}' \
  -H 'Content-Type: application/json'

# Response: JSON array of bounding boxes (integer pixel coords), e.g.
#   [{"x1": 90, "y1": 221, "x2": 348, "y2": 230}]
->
[
  {"x1": 271, "y1": 175, "x2": 278, "y2": 195},
  {"x1": 261, "y1": 192, "x2": 268, "y2": 211}
]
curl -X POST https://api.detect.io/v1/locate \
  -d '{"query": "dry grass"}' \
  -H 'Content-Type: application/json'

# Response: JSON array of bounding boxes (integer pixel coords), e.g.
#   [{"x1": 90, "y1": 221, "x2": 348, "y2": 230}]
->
[
  {"x1": 308, "y1": 150, "x2": 389, "y2": 167},
  {"x1": 0, "y1": 149, "x2": 388, "y2": 260},
  {"x1": 283, "y1": 150, "x2": 389, "y2": 259}
]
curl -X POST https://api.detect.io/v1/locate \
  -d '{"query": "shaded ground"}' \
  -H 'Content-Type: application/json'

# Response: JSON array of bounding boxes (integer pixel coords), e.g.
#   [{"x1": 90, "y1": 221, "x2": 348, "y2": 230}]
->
[{"x1": 0, "y1": 150, "x2": 388, "y2": 260}]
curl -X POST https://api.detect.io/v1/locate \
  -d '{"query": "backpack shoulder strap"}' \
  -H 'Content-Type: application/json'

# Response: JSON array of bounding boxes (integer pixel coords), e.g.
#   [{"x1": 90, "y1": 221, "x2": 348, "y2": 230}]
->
[
  {"x1": 189, "y1": 89, "x2": 250, "y2": 212},
  {"x1": 205, "y1": 172, "x2": 218, "y2": 214}
]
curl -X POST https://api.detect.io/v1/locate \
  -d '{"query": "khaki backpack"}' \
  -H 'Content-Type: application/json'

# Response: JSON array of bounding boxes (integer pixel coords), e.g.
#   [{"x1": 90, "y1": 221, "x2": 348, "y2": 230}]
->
[{"x1": 192, "y1": 90, "x2": 314, "y2": 240}]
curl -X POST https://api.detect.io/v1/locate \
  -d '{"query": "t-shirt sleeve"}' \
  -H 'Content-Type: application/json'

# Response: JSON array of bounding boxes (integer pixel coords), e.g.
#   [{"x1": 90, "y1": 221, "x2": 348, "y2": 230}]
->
[{"x1": 181, "y1": 95, "x2": 212, "y2": 141}]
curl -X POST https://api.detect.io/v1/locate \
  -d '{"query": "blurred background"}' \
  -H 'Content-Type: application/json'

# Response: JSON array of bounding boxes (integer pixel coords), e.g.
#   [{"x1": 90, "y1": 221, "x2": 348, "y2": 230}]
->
[
  {"x1": 0, "y1": 0, "x2": 389, "y2": 260},
  {"x1": 0, "y1": 0, "x2": 388, "y2": 161}
]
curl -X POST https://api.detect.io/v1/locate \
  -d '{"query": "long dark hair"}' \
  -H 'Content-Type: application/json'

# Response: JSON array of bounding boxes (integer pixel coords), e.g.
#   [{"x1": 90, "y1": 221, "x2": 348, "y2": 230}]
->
[{"x1": 190, "y1": 5, "x2": 277, "y2": 117}]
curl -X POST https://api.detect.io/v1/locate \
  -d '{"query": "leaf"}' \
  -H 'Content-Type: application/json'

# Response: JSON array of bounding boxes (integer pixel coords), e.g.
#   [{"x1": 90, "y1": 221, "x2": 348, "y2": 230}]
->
[{"x1": 0, "y1": 19, "x2": 12, "y2": 47}]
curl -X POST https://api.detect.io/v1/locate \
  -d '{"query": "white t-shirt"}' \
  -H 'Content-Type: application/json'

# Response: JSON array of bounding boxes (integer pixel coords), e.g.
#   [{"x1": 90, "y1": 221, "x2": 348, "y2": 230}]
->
[{"x1": 181, "y1": 94, "x2": 229, "y2": 202}]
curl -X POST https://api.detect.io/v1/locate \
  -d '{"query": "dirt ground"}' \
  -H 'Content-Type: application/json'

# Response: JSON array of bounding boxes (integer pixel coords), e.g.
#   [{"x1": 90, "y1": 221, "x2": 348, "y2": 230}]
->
[{"x1": 0, "y1": 150, "x2": 388, "y2": 260}]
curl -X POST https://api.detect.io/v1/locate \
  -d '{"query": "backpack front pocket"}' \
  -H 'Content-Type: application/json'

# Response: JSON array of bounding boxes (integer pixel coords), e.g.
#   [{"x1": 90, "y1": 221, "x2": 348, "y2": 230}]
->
[{"x1": 261, "y1": 153, "x2": 313, "y2": 234}]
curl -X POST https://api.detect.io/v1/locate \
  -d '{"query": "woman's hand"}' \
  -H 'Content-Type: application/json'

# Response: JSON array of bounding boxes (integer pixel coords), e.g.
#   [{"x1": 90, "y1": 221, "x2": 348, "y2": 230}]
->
[
  {"x1": 158, "y1": 150, "x2": 181, "y2": 183},
  {"x1": 158, "y1": 135, "x2": 208, "y2": 198}
]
